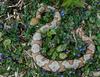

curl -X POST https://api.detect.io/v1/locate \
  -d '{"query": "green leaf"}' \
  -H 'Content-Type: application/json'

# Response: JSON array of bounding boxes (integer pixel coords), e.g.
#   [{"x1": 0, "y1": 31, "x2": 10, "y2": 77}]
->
[
  {"x1": 59, "y1": 53, "x2": 67, "y2": 59},
  {"x1": 97, "y1": 46, "x2": 100, "y2": 52},
  {"x1": 47, "y1": 48, "x2": 55, "y2": 56},
  {"x1": 96, "y1": 19, "x2": 100, "y2": 27},
  {"x1": 0, "y1": 32, "x2": 3, "y2": 38},
  {"x1": 89, "y1": 17, "x2": 96, "y2": 23},
  {"x1": 56, "y1": 44, "x2": 67, "y2": 52},
  {"x1": 3, "y1": 39, "x2": 11, "y2": 48},
  {"x1": 42, "y1": 48, "x2": 47, "y2": 53},
  {"x1": 62, "y1": 0, "x2": 84, "y2": 8},
  {"x1": 62, "y1": 0, "x2": 73, "y2": 7},
  {"x1": 97, "y1": 34, "x2": 100, "y2": 38},
  {"x1": 73, "y1": 0, "x2": 84, "y2": 7},
  {"x1": 47, "y1": 29, "x2": 56, "y2": 37},
  {"x1": 51, "y1": 52, "x2": 58, "y2": 60}
]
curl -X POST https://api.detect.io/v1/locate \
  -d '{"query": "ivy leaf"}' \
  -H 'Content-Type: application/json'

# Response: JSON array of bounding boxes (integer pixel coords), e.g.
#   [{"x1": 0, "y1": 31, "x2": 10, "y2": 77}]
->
[{"x1": 3, "y1": 39, "x2": 11, "y2": 49}]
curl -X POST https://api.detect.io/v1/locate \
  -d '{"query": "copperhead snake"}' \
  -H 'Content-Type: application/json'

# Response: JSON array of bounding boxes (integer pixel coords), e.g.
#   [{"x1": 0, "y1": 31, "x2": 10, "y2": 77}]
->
[{"x1": 31, "y1": 5, "x2": 95, "y2": 72}]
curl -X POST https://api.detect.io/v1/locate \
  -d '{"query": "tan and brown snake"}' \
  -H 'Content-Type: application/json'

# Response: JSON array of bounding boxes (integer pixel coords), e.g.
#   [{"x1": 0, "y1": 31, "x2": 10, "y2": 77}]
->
[{"x1": 31, "y1": 4, "x2": 95, "y2": 72}]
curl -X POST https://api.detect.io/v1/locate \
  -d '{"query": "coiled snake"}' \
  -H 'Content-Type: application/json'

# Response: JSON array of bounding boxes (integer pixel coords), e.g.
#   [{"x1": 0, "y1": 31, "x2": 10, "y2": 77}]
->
[{"x1": 31, "y1": 5, "x2": 95, "y2": 72}]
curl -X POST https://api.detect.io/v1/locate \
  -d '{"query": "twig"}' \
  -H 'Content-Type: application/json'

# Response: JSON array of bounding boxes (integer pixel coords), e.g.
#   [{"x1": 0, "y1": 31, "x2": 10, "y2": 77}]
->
[
  {"x1": 5, "y1": 15, "x2": 14, "y2": 20},
  {"x1": 24, "y1": 50, "x2": 32, "y2": 57},
  {"x1": 8, "y1": 0, "x2": 22, "y2": 8},
  {"x1": 8, "y1": 0, "x2": 24, "y2": 10}
]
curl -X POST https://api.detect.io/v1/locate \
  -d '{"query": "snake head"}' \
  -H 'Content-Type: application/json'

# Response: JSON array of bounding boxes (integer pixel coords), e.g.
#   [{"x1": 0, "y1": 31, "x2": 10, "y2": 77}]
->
[{"x1": 76, "y1": 27, "x2": 85, "y2": 37}]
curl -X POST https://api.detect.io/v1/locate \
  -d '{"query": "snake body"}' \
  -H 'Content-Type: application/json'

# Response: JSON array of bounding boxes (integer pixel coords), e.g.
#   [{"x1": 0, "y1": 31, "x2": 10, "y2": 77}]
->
[{"x1": 31, "y1": 5, "x2": 95, "y2": 72}]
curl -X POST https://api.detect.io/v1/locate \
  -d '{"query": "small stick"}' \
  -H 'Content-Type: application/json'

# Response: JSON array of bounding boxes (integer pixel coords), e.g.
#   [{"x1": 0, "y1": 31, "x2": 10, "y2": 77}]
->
[
  {"x1": 8, "y1": 0, "x2": 23, "y2": 8},
  {"x1": 24, "y1": 50, "x2": 32, "y2": 58}
]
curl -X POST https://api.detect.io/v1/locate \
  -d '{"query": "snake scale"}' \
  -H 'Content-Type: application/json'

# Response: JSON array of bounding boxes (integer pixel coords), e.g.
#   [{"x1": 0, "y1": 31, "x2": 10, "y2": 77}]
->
[{"x1": 31, "y1": 5, "x2": 95, "y2": 72}]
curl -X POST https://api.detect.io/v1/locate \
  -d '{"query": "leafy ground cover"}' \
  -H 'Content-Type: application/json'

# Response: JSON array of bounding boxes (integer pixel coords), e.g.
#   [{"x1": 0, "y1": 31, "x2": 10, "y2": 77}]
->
[{"x1": 0, "y1": 0, "x2": 100, "y2": 77}]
